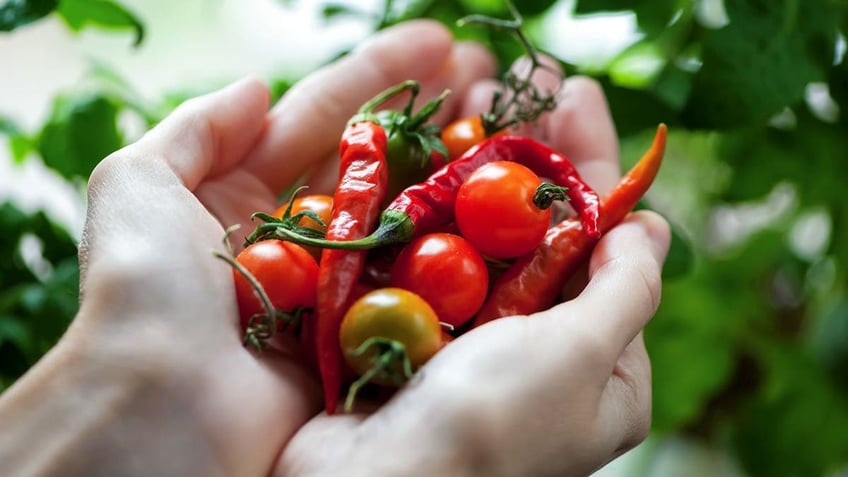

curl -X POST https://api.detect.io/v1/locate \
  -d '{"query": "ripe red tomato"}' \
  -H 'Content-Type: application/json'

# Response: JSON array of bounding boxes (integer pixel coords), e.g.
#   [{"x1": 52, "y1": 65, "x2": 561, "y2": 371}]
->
[
  {"x1": 454, "y1": 160, "x2": 551, "y2": 259},
  {"x1": 441, "y1": 115, "x2": 506, "y2": 160},
  {"x1": 389, "y1": 233, "x2": 488, "y2": 328},
  {"x1": 339, "y1": 288, "x2": 442, "y2": 385},
  {"x1": 233, "y1": 239, "x2": 319, "y2": 329}
]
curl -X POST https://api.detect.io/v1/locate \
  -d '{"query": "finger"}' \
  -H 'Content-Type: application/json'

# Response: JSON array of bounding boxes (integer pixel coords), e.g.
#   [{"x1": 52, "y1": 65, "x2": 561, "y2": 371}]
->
[
  {"x1": 567, "y1": 210, "x2": 671, "y2": 361},
  {"x1": 82, "y1": 77, "x2": 271, "y2": 263},
  {"x1": 243, "y1": 20, "x2": 496, "y2": 194},
  {"x1": 456, "y1": 79, "x2": 501, "y2": 119},
  {"x1": 602, "y1": 332, "x2": 652, "y2": 455},
  {"x1": 133, "y1": 76, "x2": 271, "y2": 190},
  {"x1": 546, "y1": 76, "x2": 620, "y2": 195}
]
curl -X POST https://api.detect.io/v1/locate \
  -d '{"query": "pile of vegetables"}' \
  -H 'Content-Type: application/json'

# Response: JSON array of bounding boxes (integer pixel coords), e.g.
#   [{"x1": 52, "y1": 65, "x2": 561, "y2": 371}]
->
[{"x1": 220, "y1": 8, "x2": 667, "y2": 413}]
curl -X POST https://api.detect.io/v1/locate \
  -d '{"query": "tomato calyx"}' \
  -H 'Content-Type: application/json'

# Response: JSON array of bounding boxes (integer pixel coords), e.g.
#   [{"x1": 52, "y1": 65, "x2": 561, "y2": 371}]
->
[
  {"x1": 344, "y1": 337, "x2": 413, "y2": 412},
  {"x1": 533, "y1": 182, "x2": 570, "y2": 210},
  {"x1": 245, "y1": 186, "x2": 327, "y2": 246}
]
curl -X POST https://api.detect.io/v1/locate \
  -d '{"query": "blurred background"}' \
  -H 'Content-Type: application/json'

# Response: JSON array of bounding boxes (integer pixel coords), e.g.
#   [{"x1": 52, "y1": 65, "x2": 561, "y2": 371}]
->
[{"x1": 1, "y1": 0, "x2": 846, "y2": 475}]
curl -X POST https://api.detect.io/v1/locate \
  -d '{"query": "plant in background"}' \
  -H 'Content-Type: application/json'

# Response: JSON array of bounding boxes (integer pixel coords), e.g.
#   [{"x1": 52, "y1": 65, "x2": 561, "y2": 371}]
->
[{"x1": 2, "y1": 0, "x2": 848, "y2": 475}]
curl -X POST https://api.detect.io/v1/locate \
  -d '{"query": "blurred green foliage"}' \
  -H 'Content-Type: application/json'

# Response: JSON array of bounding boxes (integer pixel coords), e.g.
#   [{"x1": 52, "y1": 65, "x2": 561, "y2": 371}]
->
[{"x1": 2, "y1": 0, "x2": 847, "y2": 474}]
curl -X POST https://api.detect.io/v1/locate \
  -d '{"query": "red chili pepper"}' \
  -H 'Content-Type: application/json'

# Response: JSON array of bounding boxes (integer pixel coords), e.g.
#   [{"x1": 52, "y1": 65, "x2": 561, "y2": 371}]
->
[
  {"x1": 472, "y1": 124, "x2": 668, "y2": 326},
  {"x1": 315, "y1": 120, "x2": 389, "y2": 414},
  {"x1": 272, "y1": 135, "x2": 601, "y2": 250}
]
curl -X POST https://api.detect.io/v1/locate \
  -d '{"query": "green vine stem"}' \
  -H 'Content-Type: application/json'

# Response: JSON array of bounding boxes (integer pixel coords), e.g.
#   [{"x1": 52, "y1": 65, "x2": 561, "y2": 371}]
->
[{"x1": 458, "y1": 0, "x2": 562, "y2": 136}]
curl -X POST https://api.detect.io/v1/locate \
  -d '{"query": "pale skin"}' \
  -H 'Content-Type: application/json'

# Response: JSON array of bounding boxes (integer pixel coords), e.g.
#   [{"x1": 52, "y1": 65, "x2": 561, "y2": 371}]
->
[{"x1": 0, "y1": 20, "x2": 670, "y2": 477}]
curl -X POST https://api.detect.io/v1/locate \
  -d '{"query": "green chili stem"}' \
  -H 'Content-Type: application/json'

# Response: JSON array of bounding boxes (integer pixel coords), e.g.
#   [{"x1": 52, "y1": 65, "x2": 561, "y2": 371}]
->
[
  {"x1": 268, "y1": 210, "x2": 415, "y2": 251},
  {"x1": 350, "y1": 80, "x2": 420, "y2": 125}
]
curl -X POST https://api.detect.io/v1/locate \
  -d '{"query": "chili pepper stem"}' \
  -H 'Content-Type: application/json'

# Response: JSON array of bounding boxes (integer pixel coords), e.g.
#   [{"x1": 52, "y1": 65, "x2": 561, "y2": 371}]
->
[
  {"x1": 349, "y1": 80, "x2": 419, "y2": 126},
  {"x1": 272, "y1": 209, "x2": 415, "y2": 251}
]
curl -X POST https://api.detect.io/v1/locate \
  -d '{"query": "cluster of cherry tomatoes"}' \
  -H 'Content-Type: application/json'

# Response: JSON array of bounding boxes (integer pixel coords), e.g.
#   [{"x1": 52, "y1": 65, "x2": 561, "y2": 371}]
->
[{"x1": 230, "y1": 119, "x2": 559, "y2": 399}]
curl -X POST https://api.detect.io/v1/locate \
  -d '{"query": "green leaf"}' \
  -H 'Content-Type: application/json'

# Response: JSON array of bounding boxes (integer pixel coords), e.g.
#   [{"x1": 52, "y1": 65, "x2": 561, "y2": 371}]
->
[
  {"x1": 573, "y1": 0, "x2": 632, "y2": 15},
  {"x1": 732, "y1": 341, "x2": 848, "y2": 477},
  {"x1": 36, "y1": 92, "x2": 123, "y2": 180},
  {"x1": 607, "y1": 39, "x2": 667, "y2": 89},
  {"x1": 810, "y1": 299, "x2": 848, "y2": 391},
  {"x1": 600, "y1": 77, "x2": 680, "y2": 137},
  {"x1": 0, "y1": 0, "x2": 58, "y2": 31},
  {"x1": 663, "y1": 222, "x2": 694, "y2": 280},
  {"x1": 682, "y1": 0, "x2": 840, "y2": 129},
  {"x1": 57, "y1": 0, "x2": 144, "y2": 47},
  {"x1": 0, "y1": 114, "x2": 22, "y2": 136},
  {"x1": 574, "y1": 0, "x2": 681, "y2": 36},
  {"x1": 0, "y1": 316, "x2": 30, "y2": 351},
  {"x1": 0, "y1": 114, "x2": 35, "y2": 162}
]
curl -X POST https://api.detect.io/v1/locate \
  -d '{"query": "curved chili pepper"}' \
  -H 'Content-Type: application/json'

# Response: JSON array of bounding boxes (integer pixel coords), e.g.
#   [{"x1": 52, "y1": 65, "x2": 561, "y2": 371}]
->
[
  {"x1": 472, "y1": 124, "x2": 668, "y2": 326},
  {"x1": 315, "y1": 120, "x2": 389, "y2": 414},
  {"x1": 270, "y1": 135, "x2": 601, "y2": 250}
]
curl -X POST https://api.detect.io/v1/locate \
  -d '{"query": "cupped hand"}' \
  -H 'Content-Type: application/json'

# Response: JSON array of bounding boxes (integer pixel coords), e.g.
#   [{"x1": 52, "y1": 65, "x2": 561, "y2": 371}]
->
[
  {"x1": 274, "y1": 43, "x2": 671, "y2": 477},
  {"x1": 66, "y1": 20, "x2": 495, "y2": 477}
]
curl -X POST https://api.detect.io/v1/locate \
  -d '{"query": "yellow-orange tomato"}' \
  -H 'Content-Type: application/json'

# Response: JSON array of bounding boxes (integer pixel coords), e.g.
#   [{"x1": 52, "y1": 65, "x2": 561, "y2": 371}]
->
[
  {"x1": 441, "y1": 115, "x2": 506, "y2": 161},
  {"x1": 273, "y1": 194, "x2": 333, "y2": 259},
  {"x1": 274, "y1": 194, "x2": 333, "y2": 231},
  {"x1": 339, "y1": 288, "x2": 442, "y2": 385}
]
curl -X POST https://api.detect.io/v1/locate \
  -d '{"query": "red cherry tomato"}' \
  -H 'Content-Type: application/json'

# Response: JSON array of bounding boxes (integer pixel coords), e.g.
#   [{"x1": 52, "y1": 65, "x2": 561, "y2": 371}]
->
[
  {"x1": 455, "y1": 160, "x2": 550, "y2": 259},
  {"x1": 390, "y1": 233, "x2": 488, "y2": 328},
  {"x1": 339, "y1": 288, "x2": 442, "y2": 385},
  {"x1": 233, "y1": 239, "x2": 319, "y2": 330}
]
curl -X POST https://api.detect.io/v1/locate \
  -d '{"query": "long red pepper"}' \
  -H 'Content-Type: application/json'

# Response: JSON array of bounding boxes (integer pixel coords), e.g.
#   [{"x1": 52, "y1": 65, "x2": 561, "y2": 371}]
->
[
  {"x1": 271, "y1": 135, "x2": 601, "y2": 250},
  {"x1": 315, "y1": 121, "x2": 389, "y2": 414},
  {"x1": 473, "y1": 124, "x2": 668, "y2": 326}
]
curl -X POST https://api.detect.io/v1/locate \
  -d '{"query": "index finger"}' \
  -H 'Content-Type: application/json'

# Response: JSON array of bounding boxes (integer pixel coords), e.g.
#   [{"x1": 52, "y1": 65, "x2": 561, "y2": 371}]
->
[
  {"x1": 546, "y1": 76, "x2": 621, "y2": 195},
  {"x1": 243, "y1": 20, "x2": 496, "y2": 194},
  {"x1": 568, "y1": 211, "x2": 670, "y2": 362}
]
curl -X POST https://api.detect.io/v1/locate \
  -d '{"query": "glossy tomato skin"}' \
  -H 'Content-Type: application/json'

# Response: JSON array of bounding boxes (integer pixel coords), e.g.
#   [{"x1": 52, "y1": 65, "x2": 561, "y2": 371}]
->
[
  {"x1": 233, "y1": 239, "x2": 319, "y2": 329},
  {"x1": 274, "y1": 194, "x2": 333, "y2": 259},
  {"x1": 441, "y1": 115, "x2": 505, "y2": 160},
  {"x1": 339, "y1": 288, "x2": 442, "y2": 383},
  {"x1": 390, "y1": 233, "x2": 488, "y2": 328},
  {"x1": 455, "y1": 160, "x2": 551, "y2": 259},
  {"x1": 274, "y1": 194, "x2": 333, "y2": 228}
]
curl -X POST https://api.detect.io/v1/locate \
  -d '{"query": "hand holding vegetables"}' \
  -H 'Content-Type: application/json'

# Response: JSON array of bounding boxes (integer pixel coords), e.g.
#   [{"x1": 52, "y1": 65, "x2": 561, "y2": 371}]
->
[{"x1": 0, "y1": 20, "x2": 670, "y2": 477}]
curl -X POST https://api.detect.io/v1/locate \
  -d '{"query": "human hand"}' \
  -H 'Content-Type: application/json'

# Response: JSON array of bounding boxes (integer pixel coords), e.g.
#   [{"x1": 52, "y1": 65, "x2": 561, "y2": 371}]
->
[
  {"x1": 0, "y1": 21, "x2": 495, "y2": 477},
  {"x1": 274, "y1": 38, "x2": 672, "y2": 477}
]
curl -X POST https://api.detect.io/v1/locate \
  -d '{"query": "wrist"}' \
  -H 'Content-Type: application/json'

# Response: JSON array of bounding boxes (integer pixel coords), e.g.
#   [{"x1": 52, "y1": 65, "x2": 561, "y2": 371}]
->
[{"x1": 0, "y1": 316, "x2": 226, "y2": 477}]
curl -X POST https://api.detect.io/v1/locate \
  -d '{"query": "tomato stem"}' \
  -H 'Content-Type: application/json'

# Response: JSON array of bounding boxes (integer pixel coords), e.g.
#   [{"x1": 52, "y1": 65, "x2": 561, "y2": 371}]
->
[
  {"x1": 344, "y1": 337, "x2": 413, "y2": 412},
  {"x1": 458, "y1": 0, "x2": 561, "y2": 136},
  {"x1": 533, "y1": 182, "x2": 569, "y2": 210},
  {"x1": 212, "y1": 249, "x2": 279, "y2": 349}
]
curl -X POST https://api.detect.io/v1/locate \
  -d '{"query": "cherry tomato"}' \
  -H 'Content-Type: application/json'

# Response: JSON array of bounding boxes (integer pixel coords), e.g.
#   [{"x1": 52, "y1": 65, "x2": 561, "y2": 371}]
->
[
  {"x1": 233, "y1": 239, "x2": 319, "y2": 329},
  {"x1": 273, "y1": 194, "x2": 333, "y2": 259},
  {"x1": 441, "y1": 115, "x2": 505, "y2": 160},
  {"x1": 339, "y1": 288, "x2": 442, "y2": 384},
  {"x1": 390, "y1": 233, "x2": 488, "y2": 328},
  {"x1": 455, "y1": 160, "x2": 551, "y2": 259}
]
